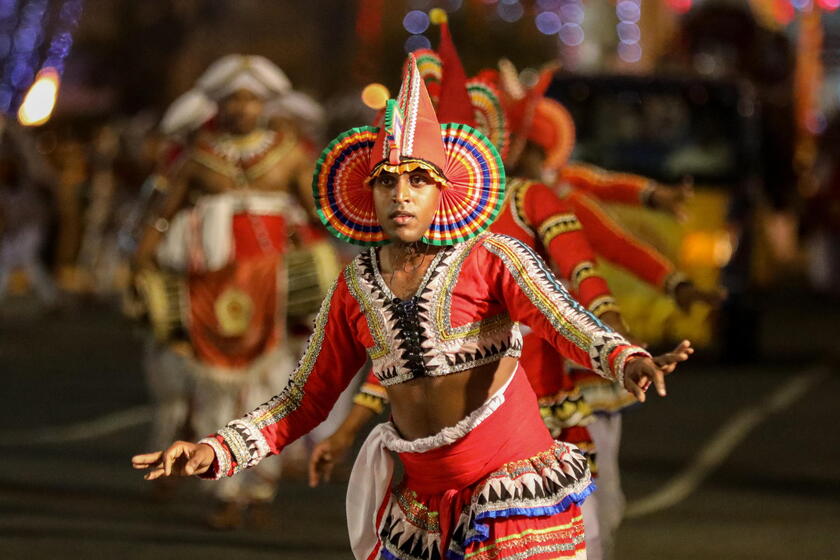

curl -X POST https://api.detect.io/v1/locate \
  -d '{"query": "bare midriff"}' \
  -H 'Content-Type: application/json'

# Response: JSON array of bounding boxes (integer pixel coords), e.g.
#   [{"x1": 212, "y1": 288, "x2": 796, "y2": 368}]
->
[{"x1": 386, "y1": 356, "x2": 519, "y2": 441}]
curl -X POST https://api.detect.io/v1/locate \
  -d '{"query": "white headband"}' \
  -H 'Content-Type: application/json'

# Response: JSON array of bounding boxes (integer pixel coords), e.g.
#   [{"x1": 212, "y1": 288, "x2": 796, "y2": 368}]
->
[
  {"x1": 196, "y1": 55, "x2": 291, "y2": 101},
  {"x1": 159, "y1": 89, "x2": 217, "y2": 137}
]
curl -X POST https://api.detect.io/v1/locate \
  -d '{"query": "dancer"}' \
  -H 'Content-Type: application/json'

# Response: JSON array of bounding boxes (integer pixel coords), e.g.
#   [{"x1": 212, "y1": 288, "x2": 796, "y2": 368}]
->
[
  {"x1": 496, "y1": 58, "x2": 723, "y2": 559},
  {"x1": 133, "y1": 54, "x2": 328, "y2": 528},
  {"x1": 134, "y1": 55, "x2": 690, "y2": 560}
]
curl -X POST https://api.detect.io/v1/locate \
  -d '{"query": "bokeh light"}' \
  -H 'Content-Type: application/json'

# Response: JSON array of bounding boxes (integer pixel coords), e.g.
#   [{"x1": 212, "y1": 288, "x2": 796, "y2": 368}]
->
[
  {"x1": 535, "y1": 11, "x2": 562, "y2": 35},
  {"x1": 17, "y1": 67, "x2": 59, "y2": 126},
  {"x1": 537, "y1": 0, "x2": 560, "y2": 9},
  {"x1": 519, "y1": 68, "x2": 539, "y2": 88},
  {"x1": 446, "y1": 0, "x2": 464, "y2": 10},
  {"x1": 560, "y1": 4, "x2": 585, "y2": 25},
  {"x1": 616, "y1": 0, "x2": 641, "y2": 22},
  {"x1": 404, "y1": 34, "x2": 432, "y2": 53},
  {"x1": 618, "y1": 42, "x2": 642, "y2": 63},
  {"x1": 817, "y1": 0, "x2": 840, "y2": 10},
  {"x1": 616, "y1": 0, "x2": 641, "y2": 63},
  {"x1": 403, "y1": 10, "x2": 430, "y2": 34},
  {"x1": 429, "y1": 8, "x2": 448, "y2": 25},
  {"x1": 498, "y1": 1, "x2": 524, "y2": 22},
  {"x1": 559, "y1": 23, "x2": 585, "y2": 47},
  {"x1": 665, "y1": 0, "x2": 692, "y2": 13},
  {"x1": 617, "y1": 22, "x2": 641, "y2": 44},
  {"x1": 361, "y1": 83, "x2": 390, "y2": 110}
]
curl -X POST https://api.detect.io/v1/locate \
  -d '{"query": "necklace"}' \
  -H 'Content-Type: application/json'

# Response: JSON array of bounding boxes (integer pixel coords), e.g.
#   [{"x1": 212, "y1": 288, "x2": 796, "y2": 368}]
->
[
  {"x1": 208, "y1": 129, "x2": 276, "y2": 164},
  {"x1": 388, "y1": 242, "x2": 430, "y2": 296}
]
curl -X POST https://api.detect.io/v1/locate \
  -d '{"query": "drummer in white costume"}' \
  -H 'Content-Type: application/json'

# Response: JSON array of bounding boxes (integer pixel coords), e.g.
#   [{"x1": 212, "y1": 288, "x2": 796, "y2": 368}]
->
[{"x1": 134, "y1": 54, "x2": 343, "y2": 529}]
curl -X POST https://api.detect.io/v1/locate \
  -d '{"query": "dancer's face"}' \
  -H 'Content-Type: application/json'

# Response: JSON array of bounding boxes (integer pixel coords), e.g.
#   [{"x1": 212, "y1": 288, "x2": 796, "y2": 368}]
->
[
  {"x1": 218, "y1": 89, "x2": 264, "y2": 135},
  {"x1": 372, "y1": 169, "x2": 441, "y2": 245}
]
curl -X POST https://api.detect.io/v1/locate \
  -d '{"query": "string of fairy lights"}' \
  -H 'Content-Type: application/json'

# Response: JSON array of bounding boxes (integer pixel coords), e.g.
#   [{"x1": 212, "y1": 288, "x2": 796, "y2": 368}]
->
[
  {"x1": 400, "y1": 0, "x2": 838, "y2": 67},
  {"x1": 0, "y1": 0, "x2": 83, "y2": 117}
]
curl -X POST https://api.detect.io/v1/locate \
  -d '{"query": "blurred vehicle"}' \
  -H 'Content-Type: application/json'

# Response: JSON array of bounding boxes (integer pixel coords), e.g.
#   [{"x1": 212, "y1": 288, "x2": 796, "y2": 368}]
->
[{"x1": 548, "y1": 74, "x2": 761, "y2": 353}]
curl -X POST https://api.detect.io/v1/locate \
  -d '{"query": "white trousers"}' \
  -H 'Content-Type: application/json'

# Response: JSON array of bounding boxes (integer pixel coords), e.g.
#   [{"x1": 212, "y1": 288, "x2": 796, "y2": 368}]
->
[
  {"x1": 0, "y1": 225, "x2": 57, "y2": 304},
  {"x1": 143, "y1": 338, "x2": 195, "y2": 451},
  {"x1": 191, "y1": 348, "x2": 296, "y2": 503},
  {"x1": 584, "y1": 413, "x2": 625, "y2": 560}
]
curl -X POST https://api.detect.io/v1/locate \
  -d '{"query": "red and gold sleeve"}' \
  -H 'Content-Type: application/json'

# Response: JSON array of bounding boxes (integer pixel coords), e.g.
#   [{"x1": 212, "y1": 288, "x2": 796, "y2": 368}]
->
[
  {"x1": 352, "y1": 369, "x2": 389, "y2": 414},
  {"x1": 561, "y1": 162, "x2": 656, "y2": 207},
  {"x1": 520, "y1": 181, "x2": 620, "y2": 318},
  {"x1": 566, "y1": 190, "x2": 686, "y2": 294},
  {"x1": 198, "y1": 274, "x2": 368, "y2": 479},
  {"x1": 482, "y1": 234, "x2": 649, "y2": 383}
]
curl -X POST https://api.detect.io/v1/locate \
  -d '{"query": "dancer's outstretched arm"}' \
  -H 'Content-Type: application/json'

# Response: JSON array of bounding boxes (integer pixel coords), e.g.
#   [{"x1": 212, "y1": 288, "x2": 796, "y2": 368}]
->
[
  {"x1": 133, "y1": 273, "x2": 368, "y2": 480},
  {"x1": 483, "y1": 234, "x2": 691, "y2": 401}
]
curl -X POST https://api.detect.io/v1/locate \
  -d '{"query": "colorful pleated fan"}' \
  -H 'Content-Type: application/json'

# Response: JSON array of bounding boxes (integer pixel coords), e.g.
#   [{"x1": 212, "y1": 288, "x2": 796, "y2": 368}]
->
[
  {"x1": 313, "y1": 126, "x2": 384, "y2": 246},
  {"x1": 467, "y1": 78, "x2": 509, "y2": 161},
  {"x1": 430, "y1": 123, "x2": 506, "y2": 245}
]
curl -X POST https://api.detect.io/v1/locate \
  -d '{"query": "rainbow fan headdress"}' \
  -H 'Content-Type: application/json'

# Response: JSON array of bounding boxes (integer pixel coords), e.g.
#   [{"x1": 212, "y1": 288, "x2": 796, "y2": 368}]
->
[{"x1": 312, "y1": 54, "x2": 505, "y2": 246}]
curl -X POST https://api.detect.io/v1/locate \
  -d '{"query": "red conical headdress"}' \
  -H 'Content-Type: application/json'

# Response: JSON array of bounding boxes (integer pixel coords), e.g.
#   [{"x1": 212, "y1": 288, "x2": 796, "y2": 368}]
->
[
  {"x1": 496, "y1": 58, "x2": 575, "y2": 170},
  {"x1": 406, "y1": 18, "x2": 509, "y2": 159},
  {"x1": 369, "y1": 56, "x2": 449, "y2": 181},
  {"x1": 435, "y1": 20, "x2": 476, "y2": 126}
]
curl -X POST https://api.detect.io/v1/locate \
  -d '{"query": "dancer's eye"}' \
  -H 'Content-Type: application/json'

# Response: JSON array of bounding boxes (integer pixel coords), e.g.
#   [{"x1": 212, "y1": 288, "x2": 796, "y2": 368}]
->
[
  {"x1": 409, "y1": 172, "x2": 433, "y2": 187},
  {"x1": 374, "y1": 174, "x2": 396, "y2": 187}
]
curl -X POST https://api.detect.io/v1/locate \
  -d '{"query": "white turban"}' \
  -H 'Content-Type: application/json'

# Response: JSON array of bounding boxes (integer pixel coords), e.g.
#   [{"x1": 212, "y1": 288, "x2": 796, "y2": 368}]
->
[
  {"x1": 196, "y1": 55, "x2": 291, "y2": 101},
  {"x1": 159, "y1": 89, "x2": 217, "y2": 137},
  {"x1": 265, "y1": 90, "x2": 325, "y2": 138}
]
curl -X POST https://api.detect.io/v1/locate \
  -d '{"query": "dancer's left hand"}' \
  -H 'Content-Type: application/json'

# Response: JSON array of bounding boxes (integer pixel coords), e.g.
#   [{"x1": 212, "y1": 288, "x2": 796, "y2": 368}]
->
[
  {"x1": 674, "y1": 282, "x2": 725, "y2": 313},
  {"x1": 652, "y1": 179, "x2": 693, "y2": 222},
  {"x1": 623, "y1": 340, "x2": 693, "y2": 402}
]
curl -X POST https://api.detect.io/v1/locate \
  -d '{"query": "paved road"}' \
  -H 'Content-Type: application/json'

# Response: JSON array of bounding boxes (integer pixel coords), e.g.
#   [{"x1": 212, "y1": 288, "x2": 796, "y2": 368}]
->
[{"x1": 0, "y1": 291, "x2": 837, "y2": 560}]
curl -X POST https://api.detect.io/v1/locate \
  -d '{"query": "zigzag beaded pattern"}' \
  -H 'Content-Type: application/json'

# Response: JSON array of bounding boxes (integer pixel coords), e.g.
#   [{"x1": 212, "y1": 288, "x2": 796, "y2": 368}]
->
[
  {"x1": 538, "y1": 213, "x2": 583, "y2": 245},
  {"x1": 508, "y1": 178, "x2": 537, "y2": 236},
  {"x1": 482, "y1": 234, "x2": 630, "y2": 381},
  {"x1": 570, "y1": 261, "x2": 597, "y2": 293},
  {"x1": 374, "y1": 441, "x2": 591, "y2": 560},
  {"x1": 345, "y1": 237, "x2": 521, "y2": 387},
  {"x1": 205, "y1": 279, "x2": 343, "y2": 474},
  {"x1": 245, "y1": 278, "x2": 341, "y2": 431}
]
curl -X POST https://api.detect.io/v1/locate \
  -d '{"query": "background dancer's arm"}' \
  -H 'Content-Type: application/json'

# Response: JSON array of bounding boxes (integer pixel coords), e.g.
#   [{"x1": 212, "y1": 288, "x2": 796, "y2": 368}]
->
[
  {"x1": 308, "y1": 403, "x2": 378, "y2": 487},
  {"x1": 483, "y1": 235, "x2": 684, "y2": 400},
  {"x1": 132, "y1": 160, "x2": 192, "y2": 270},
  {"x1": 522, "y1": 181, "x2": 629, "y2": 336},
  {"x1": 308, "y1": 370, "x2": 386, "y2": 486},
  {"x1": 568, "y1": 191, "x2": 722, "y2": 311},
  {"x1": 132, "y1": 274, "x2": 368, "y2": 480},
  {"x1": 561, "y1": 162, "x2": 693, "y2": 220},
  {"x1": 290, "y1": 143, "x2": 319, "y2": 223}
]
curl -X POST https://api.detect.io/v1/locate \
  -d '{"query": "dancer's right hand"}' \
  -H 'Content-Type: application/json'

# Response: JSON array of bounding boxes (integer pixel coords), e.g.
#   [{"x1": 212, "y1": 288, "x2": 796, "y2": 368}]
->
[
  {"x1": 132, "y1": 441, "x2": 215, "y2": 480},
  {"x1": 308, "y1": 431, "x2": 353, "y2": 488}
]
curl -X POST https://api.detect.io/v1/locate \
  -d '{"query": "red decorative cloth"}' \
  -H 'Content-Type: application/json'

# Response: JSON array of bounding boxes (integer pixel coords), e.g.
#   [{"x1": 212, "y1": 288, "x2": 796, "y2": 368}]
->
[{"x1": 187, "y1": 214, "x2": 285, "y2": 369}]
